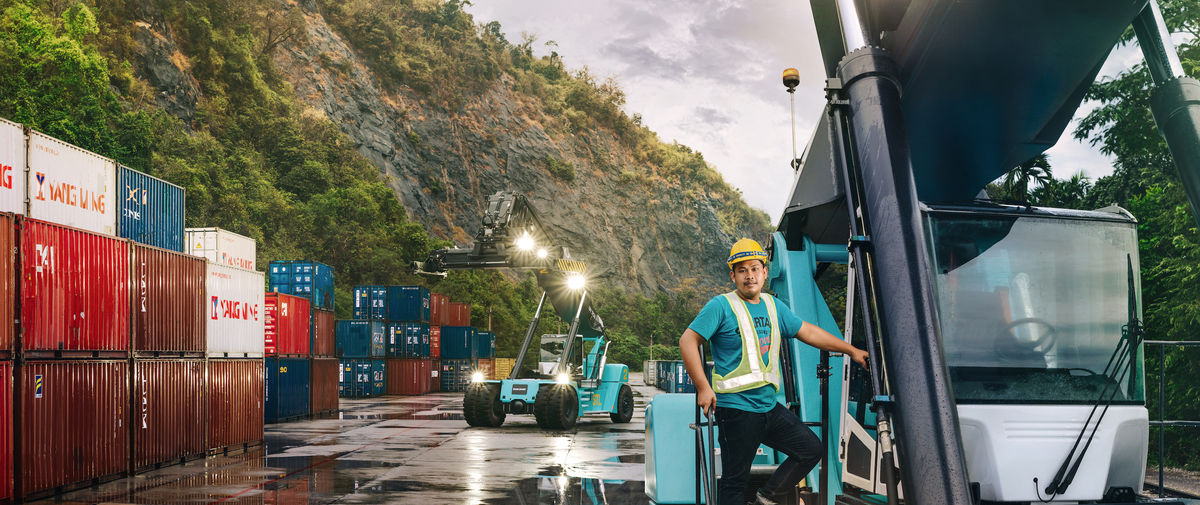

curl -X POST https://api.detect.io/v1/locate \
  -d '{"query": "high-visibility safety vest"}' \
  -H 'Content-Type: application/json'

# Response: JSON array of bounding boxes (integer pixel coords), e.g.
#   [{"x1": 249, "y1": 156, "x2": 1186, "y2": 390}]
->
[{"x1": 711, "y1": 291, "x2": 782, "y2": 393}]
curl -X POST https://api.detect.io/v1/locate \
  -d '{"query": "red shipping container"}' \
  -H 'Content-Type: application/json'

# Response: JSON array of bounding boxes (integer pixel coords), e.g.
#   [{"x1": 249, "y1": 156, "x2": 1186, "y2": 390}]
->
[
  {"x1": 133, "y1": 359, "x2": 204, "y2": 471},
  {"x1": 21, "y1": 218, "x2": 129, "y2": 352},
  {"x1": 0, "y1": 361, "x2": 12, "y2": 501},
  {"x1": 386, "y1": 358, "x2": 430, "y2": 395},
  {"x1": 447, "y1": 302, "x2": 471, "y2": 327},
  {"x1": 18, "y1": 360, "x2": 128, "y2": 499},
  {"x1": 311, "y1": 309, "x2": 335, "y2": 357},
  {"x1": 132, "y1": 243, "x2": 205, "y2": 353},
  {"x1": 430, "y1": 293, "x2": 446, "y2": 327},
  {"x1": 430, "y1": 325, "x2": 441, "y2": 359},
  {"x1": 430, "y1": 359, "x2": 440, "y2": 393},
  {"x1": 264, "y1": 293, "x2": 311, "y2": 356},
  {"x1": 310, "y1": 357, "x2": 339, "y2": 415},
  {"x1": 477, "y1": 358, "x2": 495, "y2": 381},
  {"x1": 207, "y1": 359, "x2": 264, "y2": 452},
  {"x1": 0, "y1": 215, "x2": 16, "y2": 353}
]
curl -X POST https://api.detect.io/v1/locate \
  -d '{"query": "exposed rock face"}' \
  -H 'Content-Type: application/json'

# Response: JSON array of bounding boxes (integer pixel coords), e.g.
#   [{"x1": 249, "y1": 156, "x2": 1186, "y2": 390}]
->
[
  {"x1": 213, "y1": 3, "x2": 760, "y2": 294},
  {"x1": 129, "y1": 3, "x2": 200, "y2": 122}
]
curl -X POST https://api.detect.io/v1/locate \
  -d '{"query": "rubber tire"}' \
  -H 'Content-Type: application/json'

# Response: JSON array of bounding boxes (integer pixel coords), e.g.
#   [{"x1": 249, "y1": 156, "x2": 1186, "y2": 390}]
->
[
  {"x1": 462, "y1": 383, "x2": 483, "y2": 427},
  {"x1": 610, "y1": 384, "x2": 634, "y2": 423},
  {"x1": 534, "y1": 384, "x2": 579, "y2": 430},
  {"x1": 476, "y1": 383, "x2": 506, "y2": 427}
]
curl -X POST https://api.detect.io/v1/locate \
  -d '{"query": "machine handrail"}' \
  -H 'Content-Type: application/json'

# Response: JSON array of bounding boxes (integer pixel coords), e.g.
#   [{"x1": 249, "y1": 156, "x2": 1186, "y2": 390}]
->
[{"x1": 1144, "y1": 340, "x2": 1200, "y2": 498}]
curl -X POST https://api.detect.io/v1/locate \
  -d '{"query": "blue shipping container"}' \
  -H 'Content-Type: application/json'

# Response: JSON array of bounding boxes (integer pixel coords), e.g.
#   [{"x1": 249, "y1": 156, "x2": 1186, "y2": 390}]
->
[
  {"x1": 340, "y1": 357, "x2": 381, "y2": 398},
  {"x1": 353, "y1": 285, "x2": 388, "y2": 320},
  {"x1": 475, "y1": 331, "x2": 495, "y2": 359},
  {"x1": 371, "y1": 359, "x2": 386, "y2": 396},
  {"x1": 386, "y1": 286, "x2": 430, "y2": 323},
  {"x1": 269, "y1": 260, "x2": 336, "y2": 311},
  {"x1": 440, "y1": 358, "x2": 473, "y2": 392},
  {"x1": 336, "y1": 320, "x2": 385, "y2": 358},
  {"x1": 440, "y1": 326, "x2": 475, "y2": 359},
  {"x1": 265, "y1": 357, "x2": 311, "y2": 423},
  {"x1": 387, "y1": 322, "x2": 430, "y2": 358},
  {"x1": 117, "y1": 165, "x2": 185, "y2": 252}
]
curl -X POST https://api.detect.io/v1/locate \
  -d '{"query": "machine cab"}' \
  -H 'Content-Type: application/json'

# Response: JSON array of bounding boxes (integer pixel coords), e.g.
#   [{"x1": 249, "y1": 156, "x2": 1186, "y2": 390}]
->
[{"x1": 924, "y1": 203, "x2": 1147, "y2": 502}]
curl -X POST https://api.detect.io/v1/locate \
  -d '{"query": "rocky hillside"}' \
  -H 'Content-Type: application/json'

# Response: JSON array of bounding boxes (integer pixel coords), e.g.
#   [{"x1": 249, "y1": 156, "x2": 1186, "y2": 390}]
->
[{"x1": 133, "y1": 0, "x2": 771, "y2": 294}]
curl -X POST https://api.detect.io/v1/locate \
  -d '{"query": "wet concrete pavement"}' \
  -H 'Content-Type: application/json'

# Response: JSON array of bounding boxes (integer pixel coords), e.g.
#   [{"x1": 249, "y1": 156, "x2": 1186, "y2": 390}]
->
[{"x1": 33, "y1": 374, "x2": 662, "y2": 505}]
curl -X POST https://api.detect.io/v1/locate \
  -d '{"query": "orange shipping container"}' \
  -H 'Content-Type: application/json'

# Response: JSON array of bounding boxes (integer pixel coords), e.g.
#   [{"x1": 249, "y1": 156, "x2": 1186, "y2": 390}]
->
[
  {"x1": 207, "y1": 359, "x2": 264, "y2": 452},
  {"x1": 133, "y1": 359, "x2": 204, "y2": 471}
]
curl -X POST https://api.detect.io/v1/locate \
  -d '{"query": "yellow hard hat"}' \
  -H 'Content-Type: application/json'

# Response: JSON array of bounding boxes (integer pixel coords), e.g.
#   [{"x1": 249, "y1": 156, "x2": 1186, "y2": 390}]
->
[{"x1": 727, "y1": 238, "x2": 768, "y2": 269}]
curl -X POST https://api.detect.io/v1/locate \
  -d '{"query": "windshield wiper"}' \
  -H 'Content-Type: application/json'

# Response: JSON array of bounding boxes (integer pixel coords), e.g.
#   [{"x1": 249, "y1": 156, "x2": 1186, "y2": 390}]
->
[{"x1": 1041, "y1": 255, "x2": 1144, "y2": 498}]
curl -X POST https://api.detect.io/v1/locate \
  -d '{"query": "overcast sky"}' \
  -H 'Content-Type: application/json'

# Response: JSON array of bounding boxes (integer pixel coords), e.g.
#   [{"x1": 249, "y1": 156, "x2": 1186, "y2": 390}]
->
[{"x1": 466, "y1": 1, "x2": 1145, "y2": 222}]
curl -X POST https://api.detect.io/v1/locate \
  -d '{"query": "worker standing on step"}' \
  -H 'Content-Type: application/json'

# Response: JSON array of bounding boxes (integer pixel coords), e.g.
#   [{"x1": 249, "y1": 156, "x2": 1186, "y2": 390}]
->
[{"x1": 679, "y1": 238, "x2": 869, "y2": 505}]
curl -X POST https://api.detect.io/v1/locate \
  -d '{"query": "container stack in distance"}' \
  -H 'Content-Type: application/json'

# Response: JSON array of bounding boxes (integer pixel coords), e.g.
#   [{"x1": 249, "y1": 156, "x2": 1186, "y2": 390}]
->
[
  {"x1": 440, "y1": 302, "x2": 474, "y2": 392},
  {"x1": 352, "y1": 285, "x2": 436, "y2": 396},
  {"x1": 644, "y1": 360, "x2": 715, "y2": 394},
  {"x1": 266, "y1": 261, "x2": 338, "y2": 419}
]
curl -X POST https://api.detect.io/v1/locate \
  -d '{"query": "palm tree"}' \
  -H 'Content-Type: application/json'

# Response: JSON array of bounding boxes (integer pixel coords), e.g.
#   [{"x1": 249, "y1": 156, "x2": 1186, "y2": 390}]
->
[{"x1": 1001, "y1": 153, "x2": 1054, "y2": 203}]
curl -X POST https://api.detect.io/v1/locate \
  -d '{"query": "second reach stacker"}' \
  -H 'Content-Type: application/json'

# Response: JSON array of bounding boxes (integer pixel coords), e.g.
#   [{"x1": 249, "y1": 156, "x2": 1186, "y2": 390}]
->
[{"x1": 414, "y1": 191, "x2": 634, "y2": 430}]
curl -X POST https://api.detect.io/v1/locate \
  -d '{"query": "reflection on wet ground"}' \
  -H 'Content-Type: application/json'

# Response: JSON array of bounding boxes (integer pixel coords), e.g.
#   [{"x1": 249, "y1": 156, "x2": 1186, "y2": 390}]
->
[{"x1": 32, "y1": 374, "x2": 661, "y2": 505}]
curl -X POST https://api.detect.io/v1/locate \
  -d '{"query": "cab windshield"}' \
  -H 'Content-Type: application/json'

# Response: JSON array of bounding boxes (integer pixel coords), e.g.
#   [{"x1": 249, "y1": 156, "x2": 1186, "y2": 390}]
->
[{"x1": 926, "y1": 210, "x2": 1144, "y2": 404}]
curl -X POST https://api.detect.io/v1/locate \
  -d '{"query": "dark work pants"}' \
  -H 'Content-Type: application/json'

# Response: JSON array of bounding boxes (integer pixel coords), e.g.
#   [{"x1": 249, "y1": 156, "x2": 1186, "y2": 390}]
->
[{"x1": 715, "y1": 404, "x2": 822, "y2": 505}]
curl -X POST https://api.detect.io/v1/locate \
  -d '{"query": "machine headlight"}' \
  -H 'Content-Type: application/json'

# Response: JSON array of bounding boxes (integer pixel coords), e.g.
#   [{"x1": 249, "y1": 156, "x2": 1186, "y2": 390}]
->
[
  {"x1": 566, "y1": 274, "x2": 585, "y2": 291},
  {"x1": 471, "y1": 371, "x2": 485, "y2": 383},
  {"x1": 537, "y1": 248, "x2": 548, "y2": 259},
  {"x1": 556, "y1": 373, "x2": 571, "y2": 385},
  {"x1": 515, "y1": 233, "x2": 535, "y2": 251}
]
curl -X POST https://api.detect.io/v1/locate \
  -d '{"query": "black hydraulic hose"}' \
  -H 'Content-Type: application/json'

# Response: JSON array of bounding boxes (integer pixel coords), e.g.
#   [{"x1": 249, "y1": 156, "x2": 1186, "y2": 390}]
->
[{"x1": 829, "y1": 90, "x2": 900, "y2": 505}]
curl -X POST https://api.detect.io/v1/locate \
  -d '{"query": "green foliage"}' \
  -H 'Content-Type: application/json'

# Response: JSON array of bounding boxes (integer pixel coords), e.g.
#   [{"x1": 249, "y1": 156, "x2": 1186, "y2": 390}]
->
[
  {"x1": 544, "y1": 155, "x2": 575, "y2": 181},
  {"x1": 1070, "y1": 0, "x2": 1200, "y2": 469}
]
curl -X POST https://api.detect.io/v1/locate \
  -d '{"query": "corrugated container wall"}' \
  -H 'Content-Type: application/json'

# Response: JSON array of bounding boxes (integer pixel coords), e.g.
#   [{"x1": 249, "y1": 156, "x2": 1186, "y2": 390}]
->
[
  {"x1": 133, "y1": 359, "x2": 204, "y2": 471},
  {"x1": 310, "y1": 357, "x2": 338, "y2": 415},
  {"x1": 352, "y1": 285, "x2": 387, "y2": 320},
  {"x1": 268, "y1": 261, "x2": 334, "y2": 311},
  {"x1": 335, "y1": 320, "x2": 384, "y2": 358},
  {"x1": 132, "y1": 243, "x2": 205, "y2": 353},
  {"x1": 185, "y1": 227, "x2": 256, "y2": 271},
  {"x1": 429, "y1": 293, "x2": 446, "y2": 327},
  {"x1": 339, "y1": 359, "x2": 384, "y2": 398},
  {"x1": 476, "y1": 359, "x2": 495, "y2": 383},
  {"x1": 207, "y1": 359, "x2": 264, "y2": 451},
  {"x1": 0, "y1": 119, "x2": 26, "y2": 214},
  {"x1": 0, "y1": 214, "x2": 16, "y2": 352},
  {"x1": 439, "y1": 326, "x2": 475, "y2": 359},
  {"x1": 430, "y1": 326, "x2": 441, "y2": 359},
  {"x1": 27, "y1": 131, "x2": 116, "y2": 235},
  {"x1": 311, "y1": 309, "x2": 335, "y2": 357},
  {"x1": 429, "y1": 358, "x2": 441, "y2": 393},
  {"x1": 475, "y1": 331, "x2": 495, "y2": 359},
  {"x1": 385, "y1": 358, "x2": 430, "y2": 395},
  {"x1": 21, "y1": 218, "x2": 128, "y2": 352},
  {"x1": 117, "y1": 166, "x2": 184, "y2": 251},
  {"x1": 446, "y1": 302, "x2": 471, "y2": 326},
  {"x1": 440, "y1": 359, "x2": 472, "y2": 392},
  {"x1": 265, "y1": 357, "x2": 310, "y2": 423},
  {"x1": 0, "y1": 361, "x2": 12, "y2": 501},
  {"x1": 386, "y1": 286, "x2": 429, "y2": 323},
  {"x1": 265, "y1": 293, "x2": 311, "y2": 356},
  {"x1": 206, "y1": 263, "x2": 265, "y2": 358},
  {"x1": 18, "y1": 360, "x2": 128, "y2": 499},
  {"x1": 387, "y1": 322, "x2": 429, "y2": 358}
]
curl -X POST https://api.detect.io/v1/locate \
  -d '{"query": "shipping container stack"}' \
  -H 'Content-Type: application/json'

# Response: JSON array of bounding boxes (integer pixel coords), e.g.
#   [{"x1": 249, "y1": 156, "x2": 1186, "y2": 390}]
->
[
  {"x1": 475, "y1": 330, "x2": 496, "y2": 381},
  {"x1": 428, "y1": 293, "x2": 446, "y2": 392},
  {"x1": 336, "y1": 319, "x2": 385, "y2": 398},
  {"x1": 267, "y1": 260, "x2": 338, "y2": 415},
  {"x1": 188, "y1": 227, "x2": 266, "y2": 456},
  {"x1": 375, "y1": 286, "x2": 433, "y2": 396},
  {"x1": 440, "y1": 301, "x2": 474, "y2": 392},
  {"x1": 263, "y1": 293, "x2": 311, "y2": 423}
]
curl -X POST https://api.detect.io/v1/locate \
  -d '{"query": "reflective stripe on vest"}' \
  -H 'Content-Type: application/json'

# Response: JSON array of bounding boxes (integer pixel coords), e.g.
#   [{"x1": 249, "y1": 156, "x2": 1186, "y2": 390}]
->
[{"x1": 711, "y1": 291, "x2": 782, "y2": 393}]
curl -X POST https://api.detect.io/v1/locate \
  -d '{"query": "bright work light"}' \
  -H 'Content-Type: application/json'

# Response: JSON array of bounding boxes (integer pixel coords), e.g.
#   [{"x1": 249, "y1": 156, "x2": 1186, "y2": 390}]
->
[
  {"x1": 537, "y1": 248, "x2": 548, "y2": 259},
  {"x1": 515, "y1": 233, "x2": 535, "y2": 251},
  {"x1": 556, "y1": 373, "x2": 571, "y2": 385},
  {"x1": 472, "y1": 371, "x2": 485, "y2": 383},
  {"x1": 566, "y1": 274, "x2": 585, "y2": 291}
]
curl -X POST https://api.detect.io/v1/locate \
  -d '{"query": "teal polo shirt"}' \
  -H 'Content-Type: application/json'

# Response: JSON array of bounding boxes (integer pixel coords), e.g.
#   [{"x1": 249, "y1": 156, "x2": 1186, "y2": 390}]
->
[{"x1": 688, "y1": 293, "x2": 805, "y2": 413}]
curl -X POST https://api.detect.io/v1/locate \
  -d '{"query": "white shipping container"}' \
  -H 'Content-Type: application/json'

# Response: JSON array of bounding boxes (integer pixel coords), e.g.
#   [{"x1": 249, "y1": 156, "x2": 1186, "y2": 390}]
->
[
  {"x1": 27, "y1": 131, "x2": 117, "y2": 235},
  {"x1": 0, "y1": 119, "x2": 26, "y2": 214},
  {"x1": 186, "y1": 227, "x2": 257, "y2": 271},
  {"x1": 206, "y1": 262, "x2": 265, "y2": 357}
]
